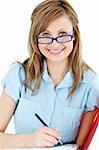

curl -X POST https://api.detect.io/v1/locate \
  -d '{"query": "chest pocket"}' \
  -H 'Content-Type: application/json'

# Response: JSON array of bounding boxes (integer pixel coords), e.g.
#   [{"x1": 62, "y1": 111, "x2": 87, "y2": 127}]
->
[{"x1": 63, "y1": 107, "x2": 84, "y2": 122}]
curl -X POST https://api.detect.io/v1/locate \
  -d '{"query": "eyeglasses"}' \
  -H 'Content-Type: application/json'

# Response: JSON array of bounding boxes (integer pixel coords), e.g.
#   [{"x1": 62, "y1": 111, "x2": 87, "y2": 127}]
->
[{"x1": 37, "y1": 33, "x2": 74, "y2": 44}]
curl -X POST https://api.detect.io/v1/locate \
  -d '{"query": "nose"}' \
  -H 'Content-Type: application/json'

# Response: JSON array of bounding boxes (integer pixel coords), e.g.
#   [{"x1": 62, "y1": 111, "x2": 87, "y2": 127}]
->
[{"x1": 47, "y1": 39, "x2": 64, "y2": 51}]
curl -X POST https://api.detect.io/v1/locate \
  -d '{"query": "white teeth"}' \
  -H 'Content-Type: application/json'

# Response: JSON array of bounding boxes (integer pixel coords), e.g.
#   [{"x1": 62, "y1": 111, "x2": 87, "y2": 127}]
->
[
  {"x1": 50, "y1": 50, "x2": 61, "y2": 53},
  {"x1": 47, "y1": 49, "x2": 64, "y2": 55}
]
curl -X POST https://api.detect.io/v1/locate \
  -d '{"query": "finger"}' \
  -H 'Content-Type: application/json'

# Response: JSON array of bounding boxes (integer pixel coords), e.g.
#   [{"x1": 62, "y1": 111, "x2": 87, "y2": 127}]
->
[
  {"x1": 52, "y1": 128, "x2": 61, "y2": 140},
  {"x1": 44, "y1": 134, "x2": 59, "y2": 145},
  {"x1": 54, "y1": 128, "x2": 60, "y2": 133},
  {"x1": 44, "y1": 127, "x2": 61, "y2": 140},
  {"x1": 44, "y1": 140, "x2": 54, "y2": 148}
]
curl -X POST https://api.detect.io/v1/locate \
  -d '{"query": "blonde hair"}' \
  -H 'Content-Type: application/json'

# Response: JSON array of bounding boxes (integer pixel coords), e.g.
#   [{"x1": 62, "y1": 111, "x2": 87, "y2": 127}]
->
[{"x1": 21, "y1": 0, "x2": 93, "y2": 97}]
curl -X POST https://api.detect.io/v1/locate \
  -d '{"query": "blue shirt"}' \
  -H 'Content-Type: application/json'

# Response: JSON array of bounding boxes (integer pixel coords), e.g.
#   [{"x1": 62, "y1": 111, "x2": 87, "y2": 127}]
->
[{"x1": 2, "y1": 62, "x2": 99, "y2": 143}]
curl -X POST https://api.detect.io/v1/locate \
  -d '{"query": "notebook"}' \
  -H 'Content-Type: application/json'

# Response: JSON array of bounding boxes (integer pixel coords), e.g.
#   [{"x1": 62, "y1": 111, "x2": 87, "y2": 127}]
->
[
  {"x1": 47, "y1": 144, "x2": 78, "y2": 150},
  {"x1": 4, "y1": 144, "x2": 78, "y2": 150}
]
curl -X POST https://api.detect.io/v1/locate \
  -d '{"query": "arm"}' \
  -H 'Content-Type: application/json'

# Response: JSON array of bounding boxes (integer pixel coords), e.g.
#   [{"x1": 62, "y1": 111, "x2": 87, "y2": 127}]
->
[
  {"x1": 0, "y1": 91, "x2": 35, "y2": 148},
  {"x1": 75, "y1": 109, "x2": 97, "y2": 149},
  {"x1": 0, "y1": 91, "x2": 60, "y2": 148}
]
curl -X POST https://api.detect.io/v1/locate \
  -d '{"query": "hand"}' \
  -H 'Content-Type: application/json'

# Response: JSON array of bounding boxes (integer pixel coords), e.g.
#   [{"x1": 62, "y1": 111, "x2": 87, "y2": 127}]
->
[
  {"x1": 77, "y1": 145, "x2": 82, "y2": 150},
  {"x1": 31, "y1": 126, "x2": 61, "y2": 148}
]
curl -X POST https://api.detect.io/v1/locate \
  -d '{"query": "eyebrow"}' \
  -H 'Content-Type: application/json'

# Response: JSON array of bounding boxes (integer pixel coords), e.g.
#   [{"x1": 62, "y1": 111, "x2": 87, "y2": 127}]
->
[{"x1": 43, "y1": 28, "x2": 68, "y2": 33}]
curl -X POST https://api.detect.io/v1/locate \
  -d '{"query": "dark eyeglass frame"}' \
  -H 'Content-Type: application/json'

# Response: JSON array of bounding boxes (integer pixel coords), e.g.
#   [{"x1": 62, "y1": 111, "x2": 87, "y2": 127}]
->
[{"x1": 37, "y1": 33, "x2": 74, "y2": 44}]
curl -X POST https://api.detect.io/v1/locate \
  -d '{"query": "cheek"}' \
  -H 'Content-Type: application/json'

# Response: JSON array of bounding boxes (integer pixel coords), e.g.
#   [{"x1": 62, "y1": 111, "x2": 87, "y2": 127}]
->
[
  {"x1": 65, "y1": 43, "x2": 73, "y2": 54},
  {"x1": 38, "y1": 44, "x2": 46, "y2": 54}
]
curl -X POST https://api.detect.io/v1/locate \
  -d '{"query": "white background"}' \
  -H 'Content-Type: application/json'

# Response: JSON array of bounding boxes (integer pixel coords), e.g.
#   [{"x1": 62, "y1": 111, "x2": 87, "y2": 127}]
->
[{"x1": 0, "y1": 0, "x2": 99, "y2": 149}]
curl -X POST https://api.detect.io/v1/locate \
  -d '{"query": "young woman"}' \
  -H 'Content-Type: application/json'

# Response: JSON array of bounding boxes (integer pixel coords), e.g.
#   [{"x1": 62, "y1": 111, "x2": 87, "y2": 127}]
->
[{"x1": 0, "y1": 0, "x2": 99, "y2": 149}]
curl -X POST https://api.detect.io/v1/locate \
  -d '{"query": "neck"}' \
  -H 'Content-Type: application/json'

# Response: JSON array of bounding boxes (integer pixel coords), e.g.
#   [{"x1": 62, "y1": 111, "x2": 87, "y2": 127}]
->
[{"x1": 46, "y1": 60, "x2": 69, "y2": 87}]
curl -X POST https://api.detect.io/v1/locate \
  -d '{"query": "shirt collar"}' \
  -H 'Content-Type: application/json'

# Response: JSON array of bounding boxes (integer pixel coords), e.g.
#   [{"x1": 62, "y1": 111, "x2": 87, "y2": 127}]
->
[{"x1": 41, "y1": 60, "x2": 86, "y2": 88}]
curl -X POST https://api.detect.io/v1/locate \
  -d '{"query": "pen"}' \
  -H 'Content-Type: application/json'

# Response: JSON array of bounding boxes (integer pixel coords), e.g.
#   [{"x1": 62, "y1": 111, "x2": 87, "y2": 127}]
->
[{"x1": 35, "y1": 113, "x2": 63, "y2": 145}]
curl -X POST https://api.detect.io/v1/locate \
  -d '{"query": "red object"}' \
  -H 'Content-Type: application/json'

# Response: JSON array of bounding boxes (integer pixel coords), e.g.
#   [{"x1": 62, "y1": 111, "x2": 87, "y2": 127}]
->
[{"x1": 82, "y1": 109, "x2": 99, "y2": 150}]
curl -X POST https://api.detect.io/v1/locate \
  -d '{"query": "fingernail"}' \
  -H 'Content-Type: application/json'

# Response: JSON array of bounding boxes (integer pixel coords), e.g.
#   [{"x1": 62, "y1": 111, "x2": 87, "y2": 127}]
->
[{"x1": 58, "y1": 136, "x2": 61, "y2": 140}]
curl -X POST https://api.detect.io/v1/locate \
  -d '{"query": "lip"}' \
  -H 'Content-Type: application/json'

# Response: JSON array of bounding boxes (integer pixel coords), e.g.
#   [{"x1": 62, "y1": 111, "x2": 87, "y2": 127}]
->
[{"x1": 47, "y1": 48, "x2": 65, "y2": 55}]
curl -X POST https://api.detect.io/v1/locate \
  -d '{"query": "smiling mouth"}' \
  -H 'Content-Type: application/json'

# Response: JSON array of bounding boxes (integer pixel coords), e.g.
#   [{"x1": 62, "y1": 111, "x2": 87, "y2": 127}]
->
[{"x1": 47, "y1": 48, "x2": 65, "y2": 55}]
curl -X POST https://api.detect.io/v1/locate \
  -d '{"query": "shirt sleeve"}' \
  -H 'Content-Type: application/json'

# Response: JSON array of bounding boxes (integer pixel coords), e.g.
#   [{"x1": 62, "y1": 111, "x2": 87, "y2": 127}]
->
[
  {"x1": 85, "y1": 74, "x2": 99, "y2": 112},
  {"x1": 2, "y1": 63, "x2": 25, "y2": 103}
]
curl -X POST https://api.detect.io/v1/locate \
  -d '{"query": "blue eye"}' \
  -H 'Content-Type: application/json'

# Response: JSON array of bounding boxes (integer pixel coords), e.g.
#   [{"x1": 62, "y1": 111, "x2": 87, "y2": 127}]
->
[
  {"x1": 42, "y1": 32, "x2": 50, "y2": 37},
  {"x1": 59, "y1": 32, "x2": 67, "y2": 35}
]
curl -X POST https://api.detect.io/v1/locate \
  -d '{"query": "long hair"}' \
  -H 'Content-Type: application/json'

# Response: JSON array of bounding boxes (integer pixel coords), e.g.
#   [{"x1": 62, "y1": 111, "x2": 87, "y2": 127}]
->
[{"x1": 20, "y1": 0, "x2": 94, "y2": 96}]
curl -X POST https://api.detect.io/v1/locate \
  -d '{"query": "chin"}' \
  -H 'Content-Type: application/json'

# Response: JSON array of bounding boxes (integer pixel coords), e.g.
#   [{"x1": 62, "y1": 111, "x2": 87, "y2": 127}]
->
[{"x1": 47, "y1": 57, "x2": 68, "y2": 63}]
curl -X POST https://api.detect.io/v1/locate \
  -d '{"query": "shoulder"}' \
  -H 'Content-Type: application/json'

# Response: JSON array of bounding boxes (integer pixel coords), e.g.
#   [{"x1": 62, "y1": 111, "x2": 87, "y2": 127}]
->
[
  {"x1": 2, "y1": 62, "x2": 26, "y2": 103},
  {"x1": 82, "y1": 69, "x2": 99, "y2": 111},
  {"x1": 82, "y1": 68, "x2": 99, "y2": 91},
  {"x1": 2, "y1": 62, "x2": 26, "y2": 91},
  {"x1": 6, "y1": 62, "x2": 25, "y2": 81}
]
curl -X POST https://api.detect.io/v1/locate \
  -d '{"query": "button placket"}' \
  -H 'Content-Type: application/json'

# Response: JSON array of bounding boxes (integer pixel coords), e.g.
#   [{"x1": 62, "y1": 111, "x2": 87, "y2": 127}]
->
[{"x1": 46, "y1": 82, "x2": 57, "y2": 126}]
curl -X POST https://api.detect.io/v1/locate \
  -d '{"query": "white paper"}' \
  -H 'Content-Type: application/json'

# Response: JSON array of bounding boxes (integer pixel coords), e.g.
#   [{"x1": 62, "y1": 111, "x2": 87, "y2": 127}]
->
[{"x1": 4, "y1": 144, "x2": 78, "y2": 150}]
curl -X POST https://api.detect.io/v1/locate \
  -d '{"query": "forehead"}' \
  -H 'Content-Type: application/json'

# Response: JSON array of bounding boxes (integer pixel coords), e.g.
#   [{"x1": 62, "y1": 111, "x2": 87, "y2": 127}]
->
[{"x1": 45, "y1": 15, "x2": 73, "y2": 32}]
